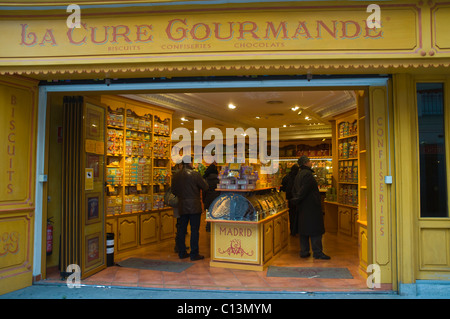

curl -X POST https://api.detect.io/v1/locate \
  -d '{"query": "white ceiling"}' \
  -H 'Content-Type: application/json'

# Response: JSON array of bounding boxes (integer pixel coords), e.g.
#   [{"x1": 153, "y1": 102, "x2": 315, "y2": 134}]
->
[{"x1": 122, "y1": 89, "x2": 356, "y2": 140}]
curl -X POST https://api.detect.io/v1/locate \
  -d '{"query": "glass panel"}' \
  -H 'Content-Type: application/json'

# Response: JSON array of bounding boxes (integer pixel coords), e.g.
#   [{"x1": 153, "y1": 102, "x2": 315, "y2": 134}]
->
[{"x1": 417, "y1": 83, "x2": 448, "y2": 217}]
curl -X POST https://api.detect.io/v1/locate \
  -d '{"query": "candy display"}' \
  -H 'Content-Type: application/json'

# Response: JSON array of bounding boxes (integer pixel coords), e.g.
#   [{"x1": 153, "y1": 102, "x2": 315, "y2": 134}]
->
[
  {"x1": 153, "y1": 168, "x2": 170, "y2": 184},
  {"x1": 107, "y1": 167, "x2": 123, "y2": 185},
  {"x1": 107, "y1": 196, "x2": 122, "y2": 215},
  {"x1": 107, "y1": 129, "x2": 124, "y2": 155},
  {"x1": 336, "y1": 117, "x2": 359, "y2": 207},
  {"x1": 125, "y1": 157, "x2": 151, "y2": 185},
  {"x1": 126, "y1": 109, "x2": 152, "y2": 131},
  {"x1": 106, "y1": 104, "x2": 171, "y2": 216},
  {"x1": 339, "y1": 160, "x2": 358, "y2": 183},
  {"x1": 154, "y1": 115, "x2": 170, "y2": 135},
  {"x1": 217, "y1": 165, "x2": 258, "y2": 190},
  {"x1": 338, "y1": 120, "x2": 357, "y2": 138},
  {"x1": 152, "y1": 194, "x2": 165, "y2": 209},
  {"x1": 153, "y1": 136, "x2": 170, "y2": 157},
  {"x1": 107, "y1": 107, "x2": 124, "y2": 127},
  {"x1": 338, "y1": 136, "x2": 358, "y2": 159},
  {"x1": 338, "y1": 184, "x2": 358, "y2": 207}
]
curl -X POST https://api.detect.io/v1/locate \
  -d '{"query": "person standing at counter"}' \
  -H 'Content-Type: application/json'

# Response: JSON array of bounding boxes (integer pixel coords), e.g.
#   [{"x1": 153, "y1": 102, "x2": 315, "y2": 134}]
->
[
  {"x1": 292, "y1": 155, "x2": 330, "y2": 260},
  {"x1": 172, "y1": 156, "x2": 209, "y2": 261},
  {"x1": 281, "y1": 164, "x2": 299, "y2": 236},
  {"x1": 203, "y1": 163, "x2": 220, "y2": 232}
]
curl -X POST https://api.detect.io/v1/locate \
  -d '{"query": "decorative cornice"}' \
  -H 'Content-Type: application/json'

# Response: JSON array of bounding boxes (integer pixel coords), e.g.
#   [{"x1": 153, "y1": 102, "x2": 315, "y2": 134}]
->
[{"x1": 2, "y1": 59, "x2": 450, "y2": 79}]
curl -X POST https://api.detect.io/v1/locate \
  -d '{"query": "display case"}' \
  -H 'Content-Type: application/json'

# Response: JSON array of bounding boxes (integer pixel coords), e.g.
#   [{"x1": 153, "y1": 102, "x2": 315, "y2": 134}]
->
[
  {"x1": 207, "y1": 189, "x2": 287, "y2": 222},
  {"x1": 207, "y1": 187, "x2": 289, "y2": 271}
]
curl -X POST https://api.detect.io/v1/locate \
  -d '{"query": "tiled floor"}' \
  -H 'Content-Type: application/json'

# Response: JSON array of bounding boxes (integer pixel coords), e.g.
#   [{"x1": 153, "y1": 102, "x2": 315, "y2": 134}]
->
[{"x1": 46, "y1": 225, "x2": 377, "y2": 292}]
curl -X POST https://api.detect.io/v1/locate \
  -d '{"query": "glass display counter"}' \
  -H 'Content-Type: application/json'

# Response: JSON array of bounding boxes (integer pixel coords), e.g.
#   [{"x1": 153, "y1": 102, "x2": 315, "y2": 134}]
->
[{"x1": 206, "y1": 187, "x2": 289, "y2": 271}]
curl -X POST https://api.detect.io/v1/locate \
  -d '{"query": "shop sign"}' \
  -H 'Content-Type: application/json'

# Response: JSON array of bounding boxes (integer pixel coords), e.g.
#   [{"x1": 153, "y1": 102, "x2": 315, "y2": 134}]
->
[
  {"x1": 371, "y1": 87, "x2": 390, "y2": 267},
  {"x1": 212, "y1": 222, "x2": 259, "y2": 264},
  {"x1": 0, "y1": 4, "x2": 421, "y2": 64},
  {"x1": 0, "y1": 82, "x2": 34, "y2": 206}
]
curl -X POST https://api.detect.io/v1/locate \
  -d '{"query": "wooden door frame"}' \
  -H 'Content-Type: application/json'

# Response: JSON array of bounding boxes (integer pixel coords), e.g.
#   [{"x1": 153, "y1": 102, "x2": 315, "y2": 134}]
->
[{"x1": 36, "y1": 76, "x2": 392, "y2": 281}]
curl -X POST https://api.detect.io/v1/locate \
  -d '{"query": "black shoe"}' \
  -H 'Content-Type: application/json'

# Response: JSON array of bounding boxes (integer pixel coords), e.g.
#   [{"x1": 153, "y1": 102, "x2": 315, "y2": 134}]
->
[
  {"x1": 179, "y1": 252, "x2": 189, "y2": 259},
  {"x1": 314, "y1": 253, "x2": 331, "y2": 260},
  {"x1": 300, "y1": 252, "x2": 311, "y2": 258},
  {"x1": 190, "y1": 255, "x2": 204, "y2": 261}
]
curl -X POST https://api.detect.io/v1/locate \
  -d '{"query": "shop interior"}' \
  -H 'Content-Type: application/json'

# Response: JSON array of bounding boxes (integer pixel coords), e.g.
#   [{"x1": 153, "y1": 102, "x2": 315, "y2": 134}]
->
[{"x1": 43, "y1": 86, "x2": 370, "y2": 292}]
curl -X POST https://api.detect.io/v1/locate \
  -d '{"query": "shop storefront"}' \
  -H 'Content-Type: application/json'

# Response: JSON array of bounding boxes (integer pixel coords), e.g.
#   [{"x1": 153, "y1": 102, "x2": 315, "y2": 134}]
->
[{"x1": 1, "y1": 0, "x2": 450, "y2": 296}]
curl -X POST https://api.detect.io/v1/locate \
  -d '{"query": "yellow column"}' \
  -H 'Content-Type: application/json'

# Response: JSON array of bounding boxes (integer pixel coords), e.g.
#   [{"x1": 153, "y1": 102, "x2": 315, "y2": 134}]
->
[
  {"x1": 392, "y1": 74, "x2": 417, "y2": 285},
  {"x1": 369, "y1": 85, "x2": 395, "y2": 286}
]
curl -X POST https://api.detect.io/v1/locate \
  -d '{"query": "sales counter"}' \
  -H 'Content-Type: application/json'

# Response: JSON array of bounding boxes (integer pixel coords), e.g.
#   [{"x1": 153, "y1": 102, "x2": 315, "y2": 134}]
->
[{"x1": 206, "y1": 188, "x2": 289, "y2": 271}]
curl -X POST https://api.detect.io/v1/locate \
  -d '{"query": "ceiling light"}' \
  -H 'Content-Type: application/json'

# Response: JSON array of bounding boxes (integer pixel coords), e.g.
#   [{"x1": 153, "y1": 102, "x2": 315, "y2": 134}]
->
[
  {"x1": 291, "y1": 106, "x2": 299, "y2": 111},
  {"x1": 181, "y1": 117, "x2": 189, "y2": 122},
  {"x1": 255, "y1": 116, "x2": 261, "y2": 119},
  {"x1": 283, "y1": 124, "x2": 287, "y2": 128},
  {"x1": 305, "y1": 116, "x2": 311, "y2": 120},
  {"x1": 228, "y1": 103, "x2": 236, "y2": 109}
]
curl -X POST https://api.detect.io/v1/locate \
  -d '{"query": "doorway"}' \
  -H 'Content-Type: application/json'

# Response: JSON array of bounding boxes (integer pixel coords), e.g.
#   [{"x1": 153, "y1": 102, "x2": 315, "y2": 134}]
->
[{"x1": 38, "y1": 76, "x2": 392, "y2": 291}]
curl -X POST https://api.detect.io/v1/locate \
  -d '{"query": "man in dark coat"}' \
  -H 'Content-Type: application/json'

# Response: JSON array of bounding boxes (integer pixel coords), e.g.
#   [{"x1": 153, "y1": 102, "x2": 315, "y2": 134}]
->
[
  {"x1": 172, "y1": 156, "x2": 209, "y2": 261},
  {"x1": 203, "y1": 163, "x2": 220, "y2": 232},
  {"x1": 203, "y1": 163, "x2": 220, "y2": 209},
  {"x1": 281, "y1": 164, "x2": 299, "y2": 235},
  {"x1": 292, "y1": 155, "x2": 330, "y2": 260}
]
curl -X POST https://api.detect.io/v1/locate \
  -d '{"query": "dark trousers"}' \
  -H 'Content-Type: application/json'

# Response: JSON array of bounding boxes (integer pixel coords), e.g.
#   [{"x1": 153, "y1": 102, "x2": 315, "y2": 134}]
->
[
  {"x1": 288, "y1": 200, "x2": 296, "y2": 235},
  {"x1": 299, "y1": 235, "x2": 323, "y2": 257},
  {"x1": 177, "y1": 213, "x2": 201, "y2": 258},
  {"x1": 175, "y1": 218, "x2": 181, "y2": 251}
]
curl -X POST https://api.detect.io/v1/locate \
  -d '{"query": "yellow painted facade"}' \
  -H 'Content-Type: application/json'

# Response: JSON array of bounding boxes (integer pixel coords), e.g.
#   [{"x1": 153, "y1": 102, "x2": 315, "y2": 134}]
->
[
  {"x1": 0, "y1": 75, "x2": 38, "y2": 295},
  {"x1": 0, "y1": 0, "x2": 449, "y2": 295}
]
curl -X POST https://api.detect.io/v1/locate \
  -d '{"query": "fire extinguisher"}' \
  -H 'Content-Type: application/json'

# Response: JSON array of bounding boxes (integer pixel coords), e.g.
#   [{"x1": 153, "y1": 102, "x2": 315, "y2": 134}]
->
[{"x1": 46, "y1": 217, "x2": 53, "y2": 256}]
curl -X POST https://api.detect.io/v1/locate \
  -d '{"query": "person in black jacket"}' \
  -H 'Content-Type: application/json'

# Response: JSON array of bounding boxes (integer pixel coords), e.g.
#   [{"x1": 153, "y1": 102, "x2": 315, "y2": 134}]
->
[
  {"x1": 292, "y1": 155, "x2": 330, "y2": 260},
  {"x1": 172, "y1": 156, "x2": 209, "y2": 261},
  {"x1": 203, "y1": 163, "x2": 220, "y2": 232},
  {"x1": 281, "y1": 164, "x2": 299, "y2": 235}
]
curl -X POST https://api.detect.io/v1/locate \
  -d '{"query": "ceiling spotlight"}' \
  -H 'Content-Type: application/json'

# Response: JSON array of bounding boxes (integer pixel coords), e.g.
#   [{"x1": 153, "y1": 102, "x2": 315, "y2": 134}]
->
[
  {"x1": 291, "y1": 106, "x2": 300, "y2": 111},
  {"x1": 283, "y1": 124, "x2": 287, "y2": 128},
  {"x1": 297, "y1": 109, "x2": 303, "y2": 115},
  {"x1": 228, "y1": 103, "x2": 236, "y2": 109},
  {"x1": 255, "y1": 116, "x2": 261, "y2": 119},
  {"x1": 305, "y1": 116, "x2": 311, "y2": 121},
  {"x1": 181, "y1": 117, "x2": 189, "y2": 122}
]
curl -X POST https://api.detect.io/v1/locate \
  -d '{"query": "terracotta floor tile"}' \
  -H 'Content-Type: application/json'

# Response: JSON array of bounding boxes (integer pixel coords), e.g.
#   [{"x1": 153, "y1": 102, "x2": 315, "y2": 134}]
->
[
  {"x1": 43, "y1": 225, "x2": 370, "y2": 293},
  {"x1": 138, "y1": 270, "x2": 164, "y2": 286},
  {"x1": 113, "y1": 268, "x2": 140, "y2": 286}
]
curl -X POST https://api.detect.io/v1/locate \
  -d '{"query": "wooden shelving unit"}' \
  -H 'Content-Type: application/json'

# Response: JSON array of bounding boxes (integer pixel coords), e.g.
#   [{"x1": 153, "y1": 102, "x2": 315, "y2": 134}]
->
[
  {"x1": 101, "y1": 95, "x2": 174, "y2": 258},
  {"x1": 324, "y1": 91, "x2": 369, "y2": 273}
]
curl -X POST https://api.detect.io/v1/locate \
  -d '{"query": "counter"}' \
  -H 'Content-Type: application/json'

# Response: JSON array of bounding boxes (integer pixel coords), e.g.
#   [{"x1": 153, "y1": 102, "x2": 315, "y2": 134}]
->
[{"x1": 206, "y1": 188, "x2": 289, "y2": 271}]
